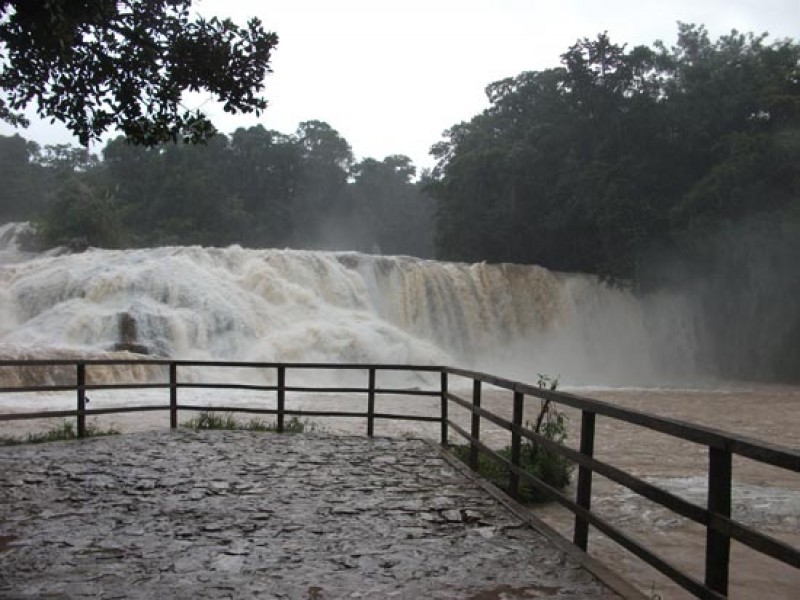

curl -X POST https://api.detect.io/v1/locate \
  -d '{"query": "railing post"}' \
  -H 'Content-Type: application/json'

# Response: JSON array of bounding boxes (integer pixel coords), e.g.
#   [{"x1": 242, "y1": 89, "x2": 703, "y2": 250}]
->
[
  {"x1": 169, "y1": 362, "x2": 177, "y2": 429},
  {"x1": 440, "y1": 370, "x2": 448, "y2": 446},
  {"x1": 277, "y1": 366, "x2": 285, "y2": 433},
  {"x1": 469, "y1": 379, "x2": 482, "y2": 470},
  {"x1": 705, "y1": 446, "x2": 732, "y2": 595},
  {"x1": 573, "y1": 410, "x2": 596, "y2": 550},
  {"x1": 76, "y1": 362, "x2": 86, "y2": 438},
  {"x1": 509, "y1": 391, "x2": 524, "y2": 498},
  {"x1": 367, "y1": 367, "x2": 376, "y2": 437}
]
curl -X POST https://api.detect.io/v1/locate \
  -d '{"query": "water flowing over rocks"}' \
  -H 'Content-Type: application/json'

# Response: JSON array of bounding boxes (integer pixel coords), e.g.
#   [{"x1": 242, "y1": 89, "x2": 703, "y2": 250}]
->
[
  {"x1": 0, "y1": 430, "x2": 617, "y2": 599},
  {"x1": 0, "y1": 238, "x2": 700, "y2": 386}
]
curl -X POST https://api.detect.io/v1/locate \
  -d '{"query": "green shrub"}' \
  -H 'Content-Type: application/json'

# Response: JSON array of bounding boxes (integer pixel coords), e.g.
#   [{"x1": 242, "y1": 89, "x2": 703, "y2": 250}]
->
[{"x1": 452, "y1": 374, "x2": 573, "y2": 503}]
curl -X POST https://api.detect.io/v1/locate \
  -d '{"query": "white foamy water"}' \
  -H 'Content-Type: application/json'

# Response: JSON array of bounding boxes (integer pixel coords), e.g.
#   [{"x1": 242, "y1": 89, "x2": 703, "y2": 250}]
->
[{"x1": 0, "y1": 228, "x2": 701, "y2": 386}]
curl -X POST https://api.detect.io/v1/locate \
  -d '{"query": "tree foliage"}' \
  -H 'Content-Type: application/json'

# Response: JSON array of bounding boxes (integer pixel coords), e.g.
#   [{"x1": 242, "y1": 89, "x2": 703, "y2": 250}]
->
[
  {"x1": 0, "y1": 134, "x2": 48, "y2": 221},
  {"x1": 0, "y1": 121, "x2": 435, "y2": 258},
  {"x1": 37, "y1": 177, "x2": 122, "y2": 248},
  {"x1": 0, "y1": 0, "x2": 278, "y2": 145},
  {"x1": 429, "y1": 23, "x2": 800, "y2": 380},
  {"x1": 430, "y1": 24, "x2": 800, "y2": 280}
]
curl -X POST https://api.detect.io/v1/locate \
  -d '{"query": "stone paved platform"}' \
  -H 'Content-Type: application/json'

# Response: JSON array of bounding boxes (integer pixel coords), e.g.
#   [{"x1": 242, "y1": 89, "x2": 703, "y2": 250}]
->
[{"x1": 0, "y1": 430, "x2": 617, "y2": 599}]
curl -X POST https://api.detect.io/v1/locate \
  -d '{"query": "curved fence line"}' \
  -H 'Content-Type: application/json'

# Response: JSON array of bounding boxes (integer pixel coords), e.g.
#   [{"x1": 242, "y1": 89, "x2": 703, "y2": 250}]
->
[{"x1": 0, "y1": 359, "x2": 797, "y2": 599}]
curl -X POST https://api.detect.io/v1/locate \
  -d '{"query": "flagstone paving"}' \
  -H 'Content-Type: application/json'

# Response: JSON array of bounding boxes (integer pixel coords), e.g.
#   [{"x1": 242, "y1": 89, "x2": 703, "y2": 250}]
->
[{"x1": 0, "y1": 430, "x2": 618, "y2": 599}]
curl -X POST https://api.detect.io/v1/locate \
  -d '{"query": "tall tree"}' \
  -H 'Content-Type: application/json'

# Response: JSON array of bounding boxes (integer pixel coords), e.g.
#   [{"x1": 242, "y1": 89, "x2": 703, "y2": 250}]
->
[
  {"x1": 350, "y1": 155, "x2": 434, "y2": 257},
  {"x1": 0, "y1": 134, "x2": 48, "y2": 221},
  {"x1": 228, "y1": 125, "x2": 300, "y2": 246},
  {"x1": 291, "y1": 120, "x2": 353, "y2": 245}
]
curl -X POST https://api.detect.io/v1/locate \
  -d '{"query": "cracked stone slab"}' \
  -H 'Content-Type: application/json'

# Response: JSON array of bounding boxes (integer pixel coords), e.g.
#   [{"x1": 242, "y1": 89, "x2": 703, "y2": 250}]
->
[{"x1": 0, "y1": 430, "x2": 618, "y2": 599}]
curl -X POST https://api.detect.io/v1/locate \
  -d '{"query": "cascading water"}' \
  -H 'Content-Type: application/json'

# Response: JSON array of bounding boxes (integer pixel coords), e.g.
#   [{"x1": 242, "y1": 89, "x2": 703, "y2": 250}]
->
[{"x1": 0, "y1": 225, "x2": 701, "y2": 386}]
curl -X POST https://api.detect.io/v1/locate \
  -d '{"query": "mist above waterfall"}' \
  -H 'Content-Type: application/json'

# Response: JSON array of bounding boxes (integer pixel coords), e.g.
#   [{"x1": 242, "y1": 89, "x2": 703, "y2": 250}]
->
[{"x1": 0, "y1": 228, "x2": 704, "y2": 387}]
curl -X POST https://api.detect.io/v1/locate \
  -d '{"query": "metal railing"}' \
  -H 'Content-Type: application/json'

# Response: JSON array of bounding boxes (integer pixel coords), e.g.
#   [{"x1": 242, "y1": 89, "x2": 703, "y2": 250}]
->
[{"x1": 0, "y1": 359, "x2": 797, "y2": 599}]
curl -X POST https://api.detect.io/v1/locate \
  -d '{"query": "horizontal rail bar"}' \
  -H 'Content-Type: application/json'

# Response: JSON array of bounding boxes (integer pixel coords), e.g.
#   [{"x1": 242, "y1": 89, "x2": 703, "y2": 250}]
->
[
  {"x1": 373, "y1": 388, "x2": 440, "y2": 397},
  {"x1": 446, "y1": 366, "x2": 516, "y2": 390},
  {"x1": 0, "y1": 406, "x2": 171, "y2": 421},
  {"x1": 175, "y1": 361, "x2": 444, "y2": 371},
  {"x1": 177, "y1": 383, "x2": 278, "y2": 392},
  {"x1": 708, "y1": 513, "x2": 800, "y2": 569},
  {"x1": 279, "y1": 409, "x2": 384, "y2": 419},
  {"x1": 372, "y1": 413, "x2": 441, "y2": 423},
  {"x1": 279, "y1": 386, "x2": 439, "y2": 396},
  {"x1": 447, "y1": 420, "x2": 476, "y2": 444},
  {"x1": 445, "y1": 367, "x2": 800, "y2": 471},
  {"x1": 283, "y1": 386, "x2": 371, "y2": 394},
  {"x1": 447, "y1": 391, "x2": 513, "y2": 432},
  {"x1": 84, "y1": 383, "x2": 168, "y2": 391},
  {"x1": 155, "y1": 383, "x2": 439, "y2": 396},
  {"x1": 174, "y1": 406, "x2": 441, "y2": 424},
  {"x1": 0, "y1": 359, "x2": 172, "y2": 367},
  {"x1": 174, "y1": 407, "x2": 367, "y2": 420},
  {"x1": 526, "y1": 386, "x2": 800, "y2": 471},
  {"x1": 0, "y1": 385, "x2": 82, "y2": 394},
  {"x1": 0, "y1": 409, "x2": 79, "y2": 421},
  {"x1": 0, "y1": 360, "x2": 445, "y2": 370},
  {"x1": 176, "y1": 405, "x2": 279, "y2": 416},
  {"x1": 84, "y1": 406, "x2": 169, "y2": 416}
]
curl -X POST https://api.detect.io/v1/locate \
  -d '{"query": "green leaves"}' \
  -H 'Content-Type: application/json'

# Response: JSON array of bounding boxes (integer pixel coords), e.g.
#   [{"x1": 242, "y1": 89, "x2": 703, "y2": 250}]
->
[
  {"x1": 0, "y1": 0, "x2": 278, "y2": 146},
  {"x1": 38, "y1": 177, "x2": 123, "y2": 248},
  {"x1": 429, "y1": 24, "x2": 800, "y2": 282}
]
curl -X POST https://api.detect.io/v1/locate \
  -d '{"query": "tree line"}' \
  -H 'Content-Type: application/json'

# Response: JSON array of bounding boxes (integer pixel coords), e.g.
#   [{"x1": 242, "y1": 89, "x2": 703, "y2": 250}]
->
[
  {"x1": 428, "y1": 23, "x2": 800, "y2": 381},
  {"x1": 0, "y1": 121, "x2": 435, "y2": 257}
]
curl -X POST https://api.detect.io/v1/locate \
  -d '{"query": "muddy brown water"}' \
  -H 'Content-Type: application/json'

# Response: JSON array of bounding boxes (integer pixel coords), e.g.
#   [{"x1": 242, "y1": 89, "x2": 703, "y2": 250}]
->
[{"x1": 2, "y1": 383, "x2": 798, "y2": 599}]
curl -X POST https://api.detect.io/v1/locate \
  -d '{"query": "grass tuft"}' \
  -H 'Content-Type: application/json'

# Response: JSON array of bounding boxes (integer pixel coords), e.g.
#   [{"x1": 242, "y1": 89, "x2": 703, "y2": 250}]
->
[
  {"x1": 0, "y1": 421, "x2": 120, "y2": 446},
  {"x1": 182, "y1": 411, "x2": 312, "y2": 434}
]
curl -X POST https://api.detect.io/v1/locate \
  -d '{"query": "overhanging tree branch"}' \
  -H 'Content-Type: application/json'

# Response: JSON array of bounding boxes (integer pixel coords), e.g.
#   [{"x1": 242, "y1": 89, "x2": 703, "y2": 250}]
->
[{"x1": 0, "y1": 0, "x2": 278, "y2": 146}]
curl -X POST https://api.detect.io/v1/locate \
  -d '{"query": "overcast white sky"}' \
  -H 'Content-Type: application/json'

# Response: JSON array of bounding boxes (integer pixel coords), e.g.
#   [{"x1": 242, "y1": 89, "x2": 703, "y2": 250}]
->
[{"x1": 2, "y1": 0, "x2": 799, "y2": 171}]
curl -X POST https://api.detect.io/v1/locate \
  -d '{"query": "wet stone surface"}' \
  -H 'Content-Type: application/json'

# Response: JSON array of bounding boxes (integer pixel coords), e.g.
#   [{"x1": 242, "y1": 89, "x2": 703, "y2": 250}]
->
[{"x1": 0, "y1": 431, "x2": 616, "y2": 599}]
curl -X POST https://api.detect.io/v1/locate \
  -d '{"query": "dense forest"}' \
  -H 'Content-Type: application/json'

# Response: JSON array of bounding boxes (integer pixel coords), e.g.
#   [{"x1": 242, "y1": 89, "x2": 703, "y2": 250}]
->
[
  {"x1": 0, "y1": 121, "x2": 435, "y2": 256},
  {"x1": 429, "y1": 24, "x2": 800, "y2": 381},
  {"x1": 1, "y1": 23, "x2": 799, "y2": 380}
]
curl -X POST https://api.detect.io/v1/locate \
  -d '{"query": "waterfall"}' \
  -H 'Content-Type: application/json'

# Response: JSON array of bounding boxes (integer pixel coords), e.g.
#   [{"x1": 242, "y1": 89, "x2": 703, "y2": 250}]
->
[{"x1": 0, "y1": 237, "x2": 701, "y2": 386}]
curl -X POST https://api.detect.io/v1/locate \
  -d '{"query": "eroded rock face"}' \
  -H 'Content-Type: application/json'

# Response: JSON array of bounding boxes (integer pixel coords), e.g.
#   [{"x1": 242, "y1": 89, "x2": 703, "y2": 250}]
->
[
  {"x1": 112, "y1": 312, "x2": 150, "y2": 355},
  {"x1": 0, "y1": 431, "x2": 616, "y2": 599}
]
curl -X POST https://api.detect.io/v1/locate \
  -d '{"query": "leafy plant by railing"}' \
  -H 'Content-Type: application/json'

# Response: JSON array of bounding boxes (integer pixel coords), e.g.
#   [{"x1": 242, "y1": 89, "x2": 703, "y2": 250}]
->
[{"x1": 451, "y1": 374, "x2": 572, "y2": 502}]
